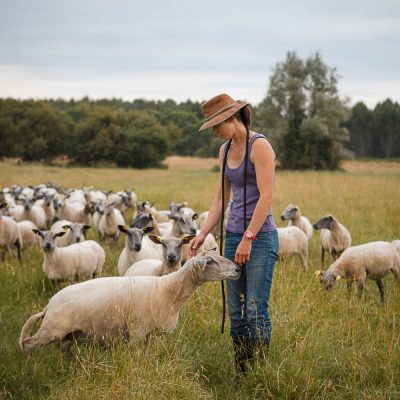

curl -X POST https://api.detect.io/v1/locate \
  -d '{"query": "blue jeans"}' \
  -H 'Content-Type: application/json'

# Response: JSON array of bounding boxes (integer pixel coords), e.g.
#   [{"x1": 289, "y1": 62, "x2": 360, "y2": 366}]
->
[{"x1": 225, "y1": 230, "x2": 279, "y2": 343}]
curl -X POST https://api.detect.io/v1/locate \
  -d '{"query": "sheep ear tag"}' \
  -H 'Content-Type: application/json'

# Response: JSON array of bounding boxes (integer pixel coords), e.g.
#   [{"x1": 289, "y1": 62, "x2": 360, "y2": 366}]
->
[{"x1": 335, "y1": 275, "x2": 342, "y2": 281}]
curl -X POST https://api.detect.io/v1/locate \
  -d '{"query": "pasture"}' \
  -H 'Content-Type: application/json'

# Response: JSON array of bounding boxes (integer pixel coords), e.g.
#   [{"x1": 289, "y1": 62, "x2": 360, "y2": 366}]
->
[{"x1": 1, "y1": 158, "x2": 400, "y2": 399}]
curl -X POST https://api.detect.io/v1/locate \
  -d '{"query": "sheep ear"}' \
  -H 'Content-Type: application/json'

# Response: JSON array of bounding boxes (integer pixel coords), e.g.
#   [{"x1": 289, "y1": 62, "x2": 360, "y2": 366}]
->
[
  {"x1": 83, "y1": 225, "x2": 91, "y2": 231},
  {"x1": 143, "y1": 226, "x2": 154, "y2": 234},
  {"x1": 192, "y1": 213, "x2": 199, "y2": 220},
  {"x1": 32, "y1": 229, "x2": 44, "y2": 237},
  {"x1": 55, "y1": 231, "x2": 66, "y2": 238},
  {"x1": 118, "y1": 225, "x2": 128, "y2": 233},
  {"x1": 148, "y1": 235, "x2": 163, "y2": 245},
  {"x1": 194, "y1": 257, "x2": 208, "y2": 271},
  {"x1": 335, "y1": 275, "x2": 341, "y2": 281},
  {"x1": 181, "y1": 234, "x2": 196, "y2": 244}
]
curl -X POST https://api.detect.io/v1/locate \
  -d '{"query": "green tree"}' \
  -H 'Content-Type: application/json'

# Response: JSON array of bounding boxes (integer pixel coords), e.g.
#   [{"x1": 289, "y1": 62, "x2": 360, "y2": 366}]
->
[{"x1": 255, "y1": 52, "x2": 350, "y2": 169}]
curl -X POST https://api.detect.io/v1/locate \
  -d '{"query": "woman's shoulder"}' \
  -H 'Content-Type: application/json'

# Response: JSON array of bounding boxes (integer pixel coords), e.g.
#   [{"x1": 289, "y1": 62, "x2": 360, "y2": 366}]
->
[{"x1": 250, "y1": 132, "x2": 275, "y2": 161}]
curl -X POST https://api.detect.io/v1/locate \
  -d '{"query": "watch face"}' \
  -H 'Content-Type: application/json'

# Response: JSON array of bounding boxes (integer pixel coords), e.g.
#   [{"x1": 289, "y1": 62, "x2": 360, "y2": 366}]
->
[{"x1": 245, "y1": 231, "x2": 253, "y2": 239}]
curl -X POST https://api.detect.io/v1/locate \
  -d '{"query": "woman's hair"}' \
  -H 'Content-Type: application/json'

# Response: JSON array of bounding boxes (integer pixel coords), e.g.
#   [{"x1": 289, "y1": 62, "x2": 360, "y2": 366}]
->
[{"x1": 234, "y1": 105, "x2": 252, "y2": 127}]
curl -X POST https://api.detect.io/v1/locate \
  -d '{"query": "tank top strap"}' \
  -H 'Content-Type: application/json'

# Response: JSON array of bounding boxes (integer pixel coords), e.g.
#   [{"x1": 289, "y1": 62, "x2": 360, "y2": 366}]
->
[{"x1": 248, "y1": 132, "x2": 266, "y2": 151}]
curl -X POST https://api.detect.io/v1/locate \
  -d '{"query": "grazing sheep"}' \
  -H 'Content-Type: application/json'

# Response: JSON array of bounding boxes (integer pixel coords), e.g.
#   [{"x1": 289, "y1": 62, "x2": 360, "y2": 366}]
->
[
  {"x1": 277, "y1": 226, "x2": 308, "y2": 271},
  {"x1": 317, "y1": 241, "x2": 400, "y2": 303},
  {"x1": 117, "y1": 226, "x2": 162, "y2": 275},
  {"x1": 98, "y1": 203, "x2": 125, "y2": 240},
  {"x1": 19, "y1": 251, "x2": 241, "y2": 355},
  {"x1": 124, "y1": 234, "x2": 196, "y2": 277},
  {"x1": 313, "y1": 215, "x2": 352, "y2": 266},
  {"x1": 35, "y1": 194, "x2": 55, "y2": 227},
  {"x1": 165, "y1": 213, "x2": 218, "y2": 262},
  {"x1": 0, "y1": 189, "x2": 16, "y2": 207},
  {"x1": 33, "y1": 229, "x2": 105, "y2": 282},
  {"x1": 167, "y1": 213, "x2": 198, "y2": 237},
  {"x1": 64, "y1": 200, "x2": 93, "y2": 226},
  {"x1": 392, "y1": 240, "x2": 400, "y2": 255},
  {"x1": 17, "y1": 220, "x2": 39, "y2": 250},
  {"x1": 9, "y1": 197, "x2": 46, "y2": 229},
  {"x1": 280, "y1": 204, "x2": 313, "y2": 240},
  {"x1": 50, "y1": 220, "x2": 91, "y2": 247},
  {"x1": 0, "y1": 206, "x2": 22, "y2": 262}
]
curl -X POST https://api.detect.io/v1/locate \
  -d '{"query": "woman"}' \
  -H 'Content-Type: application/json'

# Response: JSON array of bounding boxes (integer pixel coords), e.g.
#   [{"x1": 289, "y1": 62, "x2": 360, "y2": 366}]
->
[{"x1": 189, "y1": 93, "x2": 278, "y2": 378}]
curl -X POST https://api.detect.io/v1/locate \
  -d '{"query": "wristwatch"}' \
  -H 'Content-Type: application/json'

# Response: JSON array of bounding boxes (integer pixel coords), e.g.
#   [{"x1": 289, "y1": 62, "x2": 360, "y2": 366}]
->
[{"x1": 244, "y1": 230, "x2": 257, "y2": 241}]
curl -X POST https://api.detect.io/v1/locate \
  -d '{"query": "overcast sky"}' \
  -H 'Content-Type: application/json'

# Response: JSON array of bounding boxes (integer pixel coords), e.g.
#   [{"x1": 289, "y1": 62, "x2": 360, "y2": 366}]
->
[{"x1": 1, "y1": 0, "x2": 399, "y2": 107}]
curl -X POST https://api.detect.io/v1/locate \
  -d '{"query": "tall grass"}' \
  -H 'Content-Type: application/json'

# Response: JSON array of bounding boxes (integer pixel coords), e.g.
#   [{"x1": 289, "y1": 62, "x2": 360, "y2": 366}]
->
[{"x1": 0, "y1": 159, "x2": 399, "y2": 399}]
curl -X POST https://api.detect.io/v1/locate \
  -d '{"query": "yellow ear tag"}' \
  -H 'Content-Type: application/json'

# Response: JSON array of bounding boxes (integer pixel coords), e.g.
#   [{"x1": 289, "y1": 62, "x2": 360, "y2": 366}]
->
[
  {"x1": 336, "y1": 275, "x2": 342, "y2": 281},
  {"x1": 315, "y1": 270, "x2": 321, "y2": 277}
]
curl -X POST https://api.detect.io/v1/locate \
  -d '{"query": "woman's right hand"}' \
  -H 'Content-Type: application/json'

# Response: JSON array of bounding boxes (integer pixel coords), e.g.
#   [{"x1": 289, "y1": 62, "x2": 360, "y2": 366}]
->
[{"x1": 188, "y1": 232, "x2": 206, "y2": 257}]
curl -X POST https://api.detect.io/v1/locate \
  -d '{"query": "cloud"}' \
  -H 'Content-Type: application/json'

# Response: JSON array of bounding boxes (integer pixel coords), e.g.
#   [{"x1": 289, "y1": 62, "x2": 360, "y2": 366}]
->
[{"x1": 0, "y1": 0, "x2": 399, "y2": 106}]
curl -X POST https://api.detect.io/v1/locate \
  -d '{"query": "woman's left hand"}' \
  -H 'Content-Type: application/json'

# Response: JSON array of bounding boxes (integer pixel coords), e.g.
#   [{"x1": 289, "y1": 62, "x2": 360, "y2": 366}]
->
[{"x1": 235, "y1": 238, "x2": 252, "y2": 266}]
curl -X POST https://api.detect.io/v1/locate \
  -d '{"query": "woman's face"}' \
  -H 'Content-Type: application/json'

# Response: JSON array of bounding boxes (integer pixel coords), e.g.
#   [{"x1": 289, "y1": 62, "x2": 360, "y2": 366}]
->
[{"x1": 212, "y1": 117, "x2": 236, "y2": 140}]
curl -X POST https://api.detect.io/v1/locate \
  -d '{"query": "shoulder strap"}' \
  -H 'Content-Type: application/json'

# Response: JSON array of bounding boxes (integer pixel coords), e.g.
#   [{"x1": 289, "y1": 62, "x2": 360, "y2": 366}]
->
[{"x1": 219, "y1": 138, "x2": 232, "y2": 334}]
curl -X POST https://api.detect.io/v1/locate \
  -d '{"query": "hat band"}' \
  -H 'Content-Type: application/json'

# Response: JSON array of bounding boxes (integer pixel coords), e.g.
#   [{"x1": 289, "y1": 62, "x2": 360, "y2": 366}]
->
[{"x1": 204, "y1": 103, "x2": 238, "y2": 122}]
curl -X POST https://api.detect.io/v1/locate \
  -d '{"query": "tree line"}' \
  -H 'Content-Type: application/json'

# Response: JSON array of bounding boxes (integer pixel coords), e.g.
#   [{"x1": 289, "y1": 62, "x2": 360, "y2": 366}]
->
[{"x1": 0, "y1": 53, "x2": 399, "y2": 169}]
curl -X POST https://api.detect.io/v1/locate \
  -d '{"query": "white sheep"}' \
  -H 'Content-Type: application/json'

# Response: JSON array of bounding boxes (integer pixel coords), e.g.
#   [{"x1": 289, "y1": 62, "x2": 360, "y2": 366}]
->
[
  {"x1": 280, "y1": 204, "x2": 313, "y2": 240},
  {"x1": 50, "y1": 220, "x2": 91, "y2": 247},
  {"x1": 19, "y1": 251, "x2": 240, "y2": 355},
  {"x1": 17, "y1": 220, "x2": 39, "y2": 250},
  {"x1": 117, "y1": 226, "x2": 162, "y2": 275},
  {"x1": 313, "y1": 215, "x2": 352, "y2": 265},
  {"x1": 124, "y1": 234, "x2": 196, "y2": 277},
  {"x1": 277, "y1": 226, "x2": 308, "y2": 271},
  {"x1": 34, "y1": 194, "x2": 55, "y2": 227},
  {"x1": 33, "y1": 229, "x2": 105, "y2": 282},
  {"x1": 98, "y1": 203, "x2": 125, "y2": 240},
  {"x1": 392, "y1": 240, "x2": 400, "y2": 255},
  {"x1": 317, "y1": 241, "x2": 400, "y2": 303},
  {"x1": 0, "y1": 209, "x2": 22, "y2": 262},
  {"x1": 9, "y1": 197, "x2": 46, "y2": 229}
]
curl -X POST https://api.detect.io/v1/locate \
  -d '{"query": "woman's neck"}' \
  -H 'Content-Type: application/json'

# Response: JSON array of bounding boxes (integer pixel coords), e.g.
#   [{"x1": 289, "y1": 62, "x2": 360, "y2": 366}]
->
[{"x1": 231, "y1": 128, "x2": 253, "y2": 147}]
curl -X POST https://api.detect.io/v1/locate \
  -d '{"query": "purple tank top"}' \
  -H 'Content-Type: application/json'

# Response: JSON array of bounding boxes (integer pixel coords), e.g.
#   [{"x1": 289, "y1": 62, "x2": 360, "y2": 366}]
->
[{"x1": 224, "y1": 133, "x2": 276, "y2": 234}]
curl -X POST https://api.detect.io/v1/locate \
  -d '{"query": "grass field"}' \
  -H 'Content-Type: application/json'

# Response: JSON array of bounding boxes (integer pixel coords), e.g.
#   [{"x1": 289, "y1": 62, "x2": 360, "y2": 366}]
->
[{"x1": 1, "y1": 157, "x2": 400, "y2": 399}]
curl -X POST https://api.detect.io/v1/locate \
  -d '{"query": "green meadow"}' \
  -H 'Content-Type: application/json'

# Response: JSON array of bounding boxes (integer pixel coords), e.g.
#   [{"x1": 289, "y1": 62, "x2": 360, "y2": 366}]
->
[{"x1": 1, "y1": 158, "x2": 399, "y2": 399}]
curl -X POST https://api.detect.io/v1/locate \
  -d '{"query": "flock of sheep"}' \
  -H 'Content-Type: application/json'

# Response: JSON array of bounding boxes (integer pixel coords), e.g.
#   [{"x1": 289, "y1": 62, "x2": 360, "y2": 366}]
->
[{"x1": 0, "y1": 182, "x2": 399, "y2": 356}]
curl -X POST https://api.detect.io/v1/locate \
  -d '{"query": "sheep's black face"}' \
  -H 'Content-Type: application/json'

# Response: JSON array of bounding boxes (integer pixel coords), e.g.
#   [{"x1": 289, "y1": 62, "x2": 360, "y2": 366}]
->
[
  {"x1": 162, "y1": 237, "x2": 183, "y2": 268},
  {"x1": 34, "y1": 230, "x2": 64, "y2": 252},
  {"x1": 130, "y1": 213, "x2": 152, "y2": 229},
  {"x1": 170, "y1": 214, "x2": 197, "y2": 235},
  {"x1": 319, "y1": 272, "x2": 336, "y2": 291},
  {"x1": 123, "y1": 228, "x2": 144, "y2": 252},
  {"x1": 23, "y1": 198, "x2": 32, "y2": 211},
  {"x1": 313, "y1": 215, "x2": 333, "y2": 230}
]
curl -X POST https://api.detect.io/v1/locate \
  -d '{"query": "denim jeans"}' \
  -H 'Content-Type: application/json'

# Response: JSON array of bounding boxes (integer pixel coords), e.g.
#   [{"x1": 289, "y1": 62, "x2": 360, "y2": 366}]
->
[{"x1": 225, "y1": 230, "x2": 279, "y2": 343}]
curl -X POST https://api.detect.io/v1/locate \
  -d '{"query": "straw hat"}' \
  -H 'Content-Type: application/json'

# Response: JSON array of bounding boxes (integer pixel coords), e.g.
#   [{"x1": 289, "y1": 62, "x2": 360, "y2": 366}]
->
[{"x1": 198, "y1": 94, "x2": 249, "y2": 131}]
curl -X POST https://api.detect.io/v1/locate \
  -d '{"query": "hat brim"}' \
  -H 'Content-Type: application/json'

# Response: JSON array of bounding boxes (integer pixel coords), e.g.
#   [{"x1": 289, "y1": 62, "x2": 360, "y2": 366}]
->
[{"x1": 198, "y1": 102, "x2": 249, "y2": 131}]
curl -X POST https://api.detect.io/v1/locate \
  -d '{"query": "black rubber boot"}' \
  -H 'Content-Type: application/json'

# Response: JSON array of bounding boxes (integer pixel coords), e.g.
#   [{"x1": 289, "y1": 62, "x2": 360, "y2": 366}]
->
[{"x1": 232, "y1": 336, "x2": 253, "y2": 388}]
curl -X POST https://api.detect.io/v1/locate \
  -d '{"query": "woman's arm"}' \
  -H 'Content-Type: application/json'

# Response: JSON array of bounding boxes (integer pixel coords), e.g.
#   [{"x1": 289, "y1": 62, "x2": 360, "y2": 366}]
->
[
  {"x1": 234, "y1": 138, "x2": 275, "y2": 265},
  {"x1": 189, "y1": 143, "x2": 231, "y2": 255}
]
